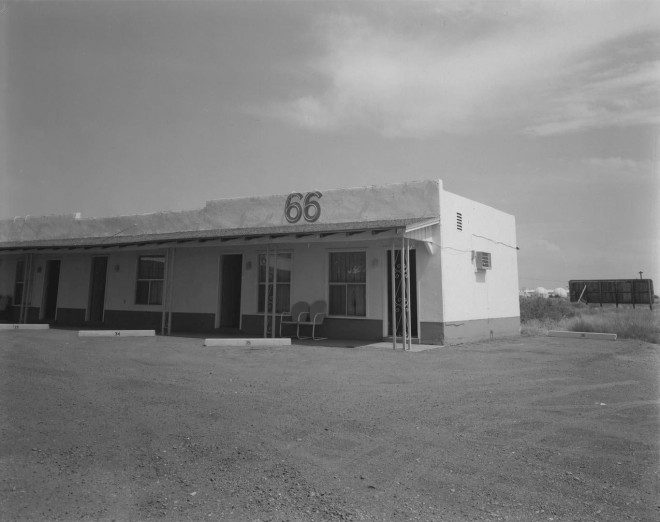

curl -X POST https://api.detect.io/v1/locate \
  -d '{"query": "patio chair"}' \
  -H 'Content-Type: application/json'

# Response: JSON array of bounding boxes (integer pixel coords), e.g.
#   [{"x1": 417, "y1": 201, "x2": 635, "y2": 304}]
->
[
  {"x1": 297, "y1": 300, "x2": 327, "y2": 341},
  {"x1": 279, "y1": 301, "x2": 309, "y2": 338}
]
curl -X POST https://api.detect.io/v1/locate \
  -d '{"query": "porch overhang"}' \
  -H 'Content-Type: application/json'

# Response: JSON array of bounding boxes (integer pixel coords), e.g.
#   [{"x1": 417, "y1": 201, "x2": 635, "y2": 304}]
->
[
  {"x1": 0, "y1": 217, "x2": 439, "y2": 253},
  {"x1": 404, "y1": 218, "x2": 440, "y2": 254}
]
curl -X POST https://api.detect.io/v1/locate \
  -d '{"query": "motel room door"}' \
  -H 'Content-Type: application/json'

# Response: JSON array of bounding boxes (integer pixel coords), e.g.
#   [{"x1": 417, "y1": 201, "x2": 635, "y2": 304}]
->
[
  {"x1": 219, "y1": 254, "x2": 242, "y2": 328},
  {"x1": 387, "y1": 249, "x2": 418, "y2": 337},
  {"x1": 88, "y1": 256, "x2": 108, "y2": 323},
  {"x1": 43, "y1": 260, "x2": 61, "y2": 322}
]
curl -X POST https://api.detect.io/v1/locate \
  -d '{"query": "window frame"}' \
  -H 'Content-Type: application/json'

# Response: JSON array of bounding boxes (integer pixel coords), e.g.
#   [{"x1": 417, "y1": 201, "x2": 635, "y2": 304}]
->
[
  {"x1": 257, "y1": 251, "x2": 292, "y2": 315},
  {"x1": 328, "y1": 250, "x2": 367, "y2": 318},
  {"x1": 135, "y1": 255, "x2": 165, "y2": 306}
]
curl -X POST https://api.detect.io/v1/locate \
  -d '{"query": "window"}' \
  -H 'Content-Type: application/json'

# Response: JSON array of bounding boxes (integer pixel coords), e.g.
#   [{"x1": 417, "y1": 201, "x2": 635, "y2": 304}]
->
[
  {"x1": 329, "y1": 252, "x2": 366, "y2": 316},
  {"x1": 13, "y1": 259, "x2": 25, "y2": 306},
  {"x1": 135, "y1": 256, "x2": 165, "y2": 305},
  {"x1": 258, "y1": 253, "x2": 291, "y2": 314}
]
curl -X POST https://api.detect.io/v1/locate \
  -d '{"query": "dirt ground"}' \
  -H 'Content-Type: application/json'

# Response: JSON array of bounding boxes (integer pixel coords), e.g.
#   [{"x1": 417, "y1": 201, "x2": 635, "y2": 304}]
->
[{"x1": 1, "y1": 330, "x2": 658, "y2": 522}]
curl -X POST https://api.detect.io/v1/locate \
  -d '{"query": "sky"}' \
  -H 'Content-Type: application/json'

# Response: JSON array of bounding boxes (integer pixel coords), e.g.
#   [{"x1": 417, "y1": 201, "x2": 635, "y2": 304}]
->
[{"x1": 1, "y1": 0, "x2": 658, "y2": 291}]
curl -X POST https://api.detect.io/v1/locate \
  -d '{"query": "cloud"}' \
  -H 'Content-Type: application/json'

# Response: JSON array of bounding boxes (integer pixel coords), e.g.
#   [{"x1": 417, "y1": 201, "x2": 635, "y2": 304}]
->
[
  {"x1": 524, "y1": 58, "x2": 660, "y2": 136},
  {"x1": 272, "y1": 2, "x2": 659, "y2": 137},
  {"x1": 531, "y1": 239, "x2": 561, "y2": 253},
  {"x1": 583, "y1": 156, "x2": 647, "y2": 171}
]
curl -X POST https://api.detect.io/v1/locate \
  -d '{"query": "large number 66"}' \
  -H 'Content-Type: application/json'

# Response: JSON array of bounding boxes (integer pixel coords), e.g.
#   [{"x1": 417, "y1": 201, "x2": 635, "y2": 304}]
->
[{"x1": 284, "y1": 191, "x2": 322, "y2": 223}]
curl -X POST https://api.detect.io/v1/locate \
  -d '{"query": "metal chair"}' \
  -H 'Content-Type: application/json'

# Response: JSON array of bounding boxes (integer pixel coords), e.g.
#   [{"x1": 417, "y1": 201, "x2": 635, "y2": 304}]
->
[
  {"x1": 279, "y1": 301, "x2": 309, "y2": 338},
  {"x1": 297, "y1": 300, "x2": 327, "y2": 341}
]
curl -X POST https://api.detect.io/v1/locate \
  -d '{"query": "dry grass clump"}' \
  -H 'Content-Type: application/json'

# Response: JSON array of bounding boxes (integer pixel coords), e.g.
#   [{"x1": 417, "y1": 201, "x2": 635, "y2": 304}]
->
[
  {"x1": 566, "y1": 309, "x2": 659, "y2": 344},
  {"x1": 520, "y1": 297, "x2": 659, "y2": 344}
]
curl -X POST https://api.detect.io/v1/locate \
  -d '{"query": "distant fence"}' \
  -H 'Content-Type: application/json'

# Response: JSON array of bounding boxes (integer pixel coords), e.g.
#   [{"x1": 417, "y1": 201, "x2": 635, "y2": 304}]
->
[{"x1": 569, "y1": 279, "x2": 654, "y2": 309}]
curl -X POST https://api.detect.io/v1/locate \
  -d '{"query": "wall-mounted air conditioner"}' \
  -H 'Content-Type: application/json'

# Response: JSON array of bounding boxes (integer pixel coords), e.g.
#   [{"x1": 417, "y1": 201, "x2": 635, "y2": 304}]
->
[{"x1": 474, "y1": 251, "x2": 492, "y2": 271}]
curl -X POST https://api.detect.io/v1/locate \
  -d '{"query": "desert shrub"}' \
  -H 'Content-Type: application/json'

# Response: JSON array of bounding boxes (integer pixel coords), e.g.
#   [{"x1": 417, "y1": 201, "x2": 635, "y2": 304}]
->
[{"x1": 519, "y1": 296, "x2": 579, "y2": 322}]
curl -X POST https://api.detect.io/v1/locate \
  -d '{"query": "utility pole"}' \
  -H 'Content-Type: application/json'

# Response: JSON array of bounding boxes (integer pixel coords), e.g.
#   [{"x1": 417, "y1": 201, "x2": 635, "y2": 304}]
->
[{"x1": 639, "y1": 271, "x2": 643, "y2": 280}]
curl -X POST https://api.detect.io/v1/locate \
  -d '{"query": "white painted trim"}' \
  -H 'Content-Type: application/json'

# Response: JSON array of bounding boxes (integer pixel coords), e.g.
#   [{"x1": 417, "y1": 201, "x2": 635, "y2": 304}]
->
[
  {"x1": 405, "y1": 218, "x2": 440, "y2": 233},
  {"x1": 78, "y1": 330, "x2": 156, "y2": 337},
  {"x1": 0, "y1": 323, "x2": 50, "y2": 330},
  {"x1": 204, "y1": 338, "x2": 291, "y2": 347}
]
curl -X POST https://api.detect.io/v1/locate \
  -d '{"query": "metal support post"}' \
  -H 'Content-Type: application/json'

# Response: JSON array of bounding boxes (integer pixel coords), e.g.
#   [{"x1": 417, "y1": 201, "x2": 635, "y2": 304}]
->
[
  {"x1": 405, "y1": 239, "x2": 412, "y2": 351},
  {"x1": 271, "y1": 247, "x2": 278, "y2": 338},
  {"x1": 400, "y1": 235, "x2": 407, "y2": 350},
  {"x1": 390, "y1": 245, "x2": 396, "y2": 350}
]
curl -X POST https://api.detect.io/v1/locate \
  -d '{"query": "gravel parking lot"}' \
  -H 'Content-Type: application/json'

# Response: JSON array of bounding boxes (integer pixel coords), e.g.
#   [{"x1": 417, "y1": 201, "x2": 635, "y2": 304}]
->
[{"x1": 1, "y1": 330, "x2": 658, "y2": 521}]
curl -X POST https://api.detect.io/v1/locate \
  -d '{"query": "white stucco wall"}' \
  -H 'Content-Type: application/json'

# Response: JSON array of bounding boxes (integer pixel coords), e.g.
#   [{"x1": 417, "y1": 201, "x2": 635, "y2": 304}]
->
[
  {"x1": 170, "y1": 247, "x2": 220, "y2": 314},
  {"x1": 439, "y1": 191, "x2": 520, "y2": 322},
  {"x1": 203, "y1": 179, "x2": 441, "y2": 229},
  {"x1": 1, "y1": 180, "x2": 520, "y2": 340},
  {"x1": 56, "y1": 255, "x2": 92, "y2": 309},
  {"x1": 239, "y1": 241, "x2": 386, "y2": 322},
  {"x1": 104, "y1": 251, "x2": 159, "y2": 312},
  {"x1": 413, "y1": 231, "x2": 444, "y2": 324}
]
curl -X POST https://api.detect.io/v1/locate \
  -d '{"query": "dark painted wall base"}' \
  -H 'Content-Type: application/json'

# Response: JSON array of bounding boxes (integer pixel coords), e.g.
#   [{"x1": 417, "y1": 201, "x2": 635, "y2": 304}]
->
[
  {"x1": 56, "y1": 308, "x2": 87, "y2": 326},
  {"x1": 52, "y1": 309, "x2": 217, "y2": 333},
  {"x1": 104, "y1": 309, "x2": 163, "y2": 331},
  {"x1": 241, "y1": 314, "x2": 283, "y2": 337},
  {"x1": 241, "y1": 315, "x2": 383, "y2": 341},
  {"x1": 42, "y1": 307, "x2": 519, "y2": 346},
  {"x1": 7, "y1": 306, "x2": 42, "y2": 323},
  {"x1": 441, "y1": 316, "x2": 521, "y2": 345},
  {"x1": 420, "y1": 322, "x2": 444, "y2": 345},
  {"x1": 171, "y1": 312, "x2": 216, "y2": 333},
  {"x1": 321, "y1": 318, "x2": 382, "y2": 340}
]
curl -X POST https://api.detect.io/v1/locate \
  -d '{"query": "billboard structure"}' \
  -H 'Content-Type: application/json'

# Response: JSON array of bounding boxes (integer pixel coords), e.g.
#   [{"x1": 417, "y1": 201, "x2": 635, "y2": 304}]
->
[{"x1": 569, "y1": 279, "x2": 654, "y2": 310}]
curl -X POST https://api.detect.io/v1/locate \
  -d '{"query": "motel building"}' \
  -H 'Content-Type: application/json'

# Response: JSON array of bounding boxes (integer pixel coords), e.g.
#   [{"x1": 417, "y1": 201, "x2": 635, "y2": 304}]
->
[{"x1": 0, "y1": 180, "x2": 520, "y2": 345}]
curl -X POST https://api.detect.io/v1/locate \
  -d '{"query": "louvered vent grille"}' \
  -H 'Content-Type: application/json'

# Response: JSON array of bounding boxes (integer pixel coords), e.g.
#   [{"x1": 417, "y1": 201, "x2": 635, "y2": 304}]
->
[{"x1": 456, "y1": 212, "x2": 463, "y2": 231}]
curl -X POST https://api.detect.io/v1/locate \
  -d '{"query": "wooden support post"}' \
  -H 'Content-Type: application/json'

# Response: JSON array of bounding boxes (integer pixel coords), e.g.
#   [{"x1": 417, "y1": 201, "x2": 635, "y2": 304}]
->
[
  {"x1": 161, "y1": 249, "x2": 170, "y2": 335},
  {"x1": 19, "y1": 256, "x2": 28, "y2": 324},
  {"x1": 271, "y1": 246, "x2": 278, "y2": 339},
  {"x1": 20, "y1": 254, "x2": 33, "y2": 324},
  {"x1": 167, "y1": 247, "x2": 176, "y2": 336},
  {"x1": 578, "y1": 284, "x2": 587, "y2": 304},
  {"x1": 263, "y1": 246, "x2": 270, "y2": 338}
]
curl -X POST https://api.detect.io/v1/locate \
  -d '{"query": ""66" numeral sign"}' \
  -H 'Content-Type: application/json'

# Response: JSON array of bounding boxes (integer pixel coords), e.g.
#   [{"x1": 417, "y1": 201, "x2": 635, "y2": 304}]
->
[{"x1": 284, "y1": 191, "x2": 322, "y2": 223}]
